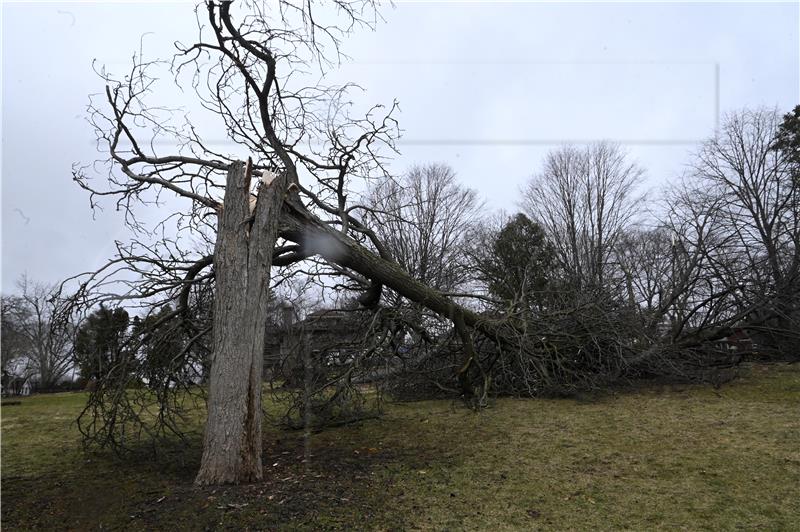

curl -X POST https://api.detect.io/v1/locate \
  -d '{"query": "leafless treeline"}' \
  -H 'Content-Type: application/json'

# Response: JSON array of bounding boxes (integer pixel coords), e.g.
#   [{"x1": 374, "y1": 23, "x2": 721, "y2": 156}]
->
[{"x1": 368, "y1": 109, "x2": 799, "y2": 400}]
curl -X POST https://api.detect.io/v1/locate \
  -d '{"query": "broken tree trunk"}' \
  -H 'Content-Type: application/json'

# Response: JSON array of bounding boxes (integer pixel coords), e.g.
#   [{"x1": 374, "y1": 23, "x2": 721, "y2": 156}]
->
[{"x1": 195, "y1": 161, "x2": 287, "y2": 486}]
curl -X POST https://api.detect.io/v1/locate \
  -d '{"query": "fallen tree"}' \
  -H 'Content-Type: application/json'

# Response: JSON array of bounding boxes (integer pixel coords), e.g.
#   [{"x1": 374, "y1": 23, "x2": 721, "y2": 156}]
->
[
  {"x1": 69, "y1": 0, "x2": 519, "y2": 485},
  {"x1": 67, "y1": 0, "x2": 797, "y2": 486}
]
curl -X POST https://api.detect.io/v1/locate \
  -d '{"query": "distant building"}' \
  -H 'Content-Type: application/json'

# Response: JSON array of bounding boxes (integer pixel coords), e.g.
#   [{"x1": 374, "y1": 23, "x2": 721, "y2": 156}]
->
[
  {"x1": 717, "y1": 328, "x2": 755, "y2": 354},
  {"x1": 1, "y1": 370, "x2": 31, "y2": 396},
  {"x1": 263, "y1": 303, "x2": 366, "y2": 383}
]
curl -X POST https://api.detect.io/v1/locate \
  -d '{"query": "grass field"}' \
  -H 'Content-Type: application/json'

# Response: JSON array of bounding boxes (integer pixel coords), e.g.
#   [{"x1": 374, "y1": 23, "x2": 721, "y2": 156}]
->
[{"x1": 2, "y1": 363, "x2": 799, "y2": 530}]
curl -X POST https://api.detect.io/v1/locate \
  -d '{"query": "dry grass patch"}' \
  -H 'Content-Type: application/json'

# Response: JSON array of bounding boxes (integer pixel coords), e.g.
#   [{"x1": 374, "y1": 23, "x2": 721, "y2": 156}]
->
[{"x1": 2, "y1": 363, "x2": 798, "y2": 530}]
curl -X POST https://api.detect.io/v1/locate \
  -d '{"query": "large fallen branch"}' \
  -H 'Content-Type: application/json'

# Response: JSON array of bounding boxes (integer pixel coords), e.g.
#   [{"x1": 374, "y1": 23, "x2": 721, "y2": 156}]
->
[{"x1": 278, "y1": 196, "x2": 526, "y2": 399}]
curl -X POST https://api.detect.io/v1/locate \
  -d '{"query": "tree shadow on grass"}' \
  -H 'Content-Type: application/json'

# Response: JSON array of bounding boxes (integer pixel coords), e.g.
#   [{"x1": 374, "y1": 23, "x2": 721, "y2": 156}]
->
[{"x1": 2, "y1": 423, "x2": 435, "y2": 530}]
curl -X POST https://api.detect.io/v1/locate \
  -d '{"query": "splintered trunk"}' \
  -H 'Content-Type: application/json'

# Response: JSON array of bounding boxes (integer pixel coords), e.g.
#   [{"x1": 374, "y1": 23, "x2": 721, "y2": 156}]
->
[{"x1": 195, "y1": 162, "x2": 286, "y2": 486}]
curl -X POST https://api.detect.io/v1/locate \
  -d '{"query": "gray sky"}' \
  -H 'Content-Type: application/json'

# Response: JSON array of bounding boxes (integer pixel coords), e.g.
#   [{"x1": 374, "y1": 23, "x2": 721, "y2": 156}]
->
[{"x1": 2, "y1": 0, "x2": 798, "y2": 292}]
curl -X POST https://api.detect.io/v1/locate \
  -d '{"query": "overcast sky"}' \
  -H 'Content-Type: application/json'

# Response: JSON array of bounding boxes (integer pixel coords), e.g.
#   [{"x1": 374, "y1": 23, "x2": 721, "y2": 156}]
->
[{"x1": 2, "y1": 1, "x2": 798, "y2": 292}]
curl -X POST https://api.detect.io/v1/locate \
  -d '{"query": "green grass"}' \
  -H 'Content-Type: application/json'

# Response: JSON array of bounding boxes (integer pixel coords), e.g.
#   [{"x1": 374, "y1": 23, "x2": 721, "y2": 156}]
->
[{"x1": 2, "y1": 363, "x2": 799, "y2": 530}]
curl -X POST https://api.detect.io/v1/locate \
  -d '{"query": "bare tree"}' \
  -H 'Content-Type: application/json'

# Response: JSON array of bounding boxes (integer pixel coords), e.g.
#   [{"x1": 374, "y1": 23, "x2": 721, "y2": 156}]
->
[
  {"x1": 615, "y1": 228, "x2": 673, "y2": 314},
  {"x1": 682, "y1": 108, "x2": 800, "y2": 351},
  {"x1": 364, "y1": 163, "x2": 481, "y2": 295},
  {"x1": 1, "y1": 278, "x2": 75, "y2": 390},
  {"x1": 523, "y1": 142, "x2": 644, "y2": 292},
  {"x1": 358, "y1": 163, "x2": 483, "y2": 354},
  {"x1": 610, "y1": 109, "x2": 800, "y2": 375},
  {"x1": 2, "y1": 297, "x2": 28, "y2": 376}
]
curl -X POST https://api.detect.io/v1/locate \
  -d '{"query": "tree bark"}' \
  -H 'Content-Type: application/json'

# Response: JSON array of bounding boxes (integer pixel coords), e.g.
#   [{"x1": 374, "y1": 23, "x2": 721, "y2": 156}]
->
[{"x1": 195, "y1": 162, "x2": 287, "y2": 486}]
